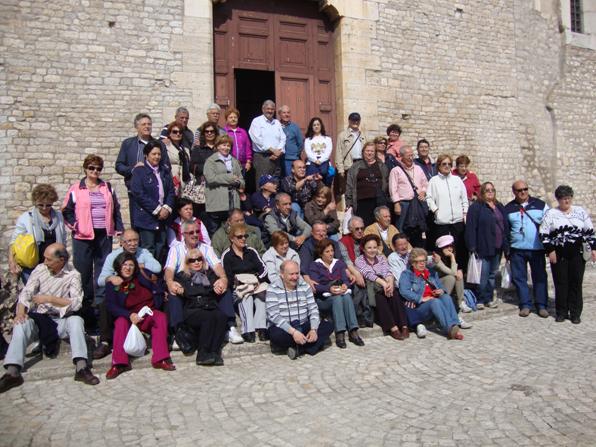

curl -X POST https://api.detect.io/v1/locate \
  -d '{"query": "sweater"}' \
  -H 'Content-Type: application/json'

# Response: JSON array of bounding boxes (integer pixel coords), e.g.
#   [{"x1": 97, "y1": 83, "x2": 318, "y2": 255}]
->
[
  {"x1": 265, "y1": 278, "x2": 320, "y2": 333},
  {"x1": 539, "y1": 205, "x2": 595, "y2": 257},
  {"x1": 308, "y1": 258, "x2": 350, "y2": 297}
]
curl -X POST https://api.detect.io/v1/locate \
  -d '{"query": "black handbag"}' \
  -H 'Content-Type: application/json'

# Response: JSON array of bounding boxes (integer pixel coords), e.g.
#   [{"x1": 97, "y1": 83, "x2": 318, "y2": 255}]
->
[
  {"x1": 174, "y1": 324, "x2": 198, "y2": 355},
  {"x1": 396, "y1": 164, "x2": 429, "y2": 232}
]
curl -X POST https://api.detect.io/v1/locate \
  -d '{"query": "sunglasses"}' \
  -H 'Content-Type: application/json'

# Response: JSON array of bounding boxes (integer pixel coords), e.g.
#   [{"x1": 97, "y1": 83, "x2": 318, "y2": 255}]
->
[
  {"x1": 204, "y1": 129, "x2": 216, "y2": 134},
  {"x1": 87, "y1": 166, "x2": 103, "y2": 172},
  {"x1": 36, "y1": 204, "x2": 53, "y2": 209},
  {"x1": 515, "y1": 188, "x2": 529, "y2": 193},
  {"x1": 184, "y1": 230, "x2": 200, "y2": 235},
  {"x1": 353, "y1": 227, "x2": 365, "y2": 231},
  {"x1": 413, "y1": 259, "x2": 426, "y2": 263},
  {"x1": 170, "y1": 130, "x2": 182, "y2": 135},
  {"x1": 439, "y1": 162, "x2": 452, "y2": 167},
  {"x1": 187, "y1": 257, "x2": 203, "y2": 263},
  {"x1": 234, "y1": 234, "x2": 247, "y2": 239}
]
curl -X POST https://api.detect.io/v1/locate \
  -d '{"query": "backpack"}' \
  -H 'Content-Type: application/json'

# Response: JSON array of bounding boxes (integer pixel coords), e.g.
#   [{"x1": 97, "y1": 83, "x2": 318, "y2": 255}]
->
[{"x1": 463, "y1": 289, "x2": 478, "y2": 312}]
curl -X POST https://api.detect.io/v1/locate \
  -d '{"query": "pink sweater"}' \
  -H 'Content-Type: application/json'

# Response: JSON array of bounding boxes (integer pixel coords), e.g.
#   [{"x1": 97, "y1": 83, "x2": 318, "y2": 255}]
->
[{"x1": 388, "y1": 163, "x2": 428, "y2": 202}]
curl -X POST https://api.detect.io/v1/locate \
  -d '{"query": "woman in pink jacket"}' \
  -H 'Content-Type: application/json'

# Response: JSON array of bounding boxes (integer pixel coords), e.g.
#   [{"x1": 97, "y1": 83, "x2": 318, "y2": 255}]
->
[{"x1": 224, "y1": 107, "x2": 252, "y2": 174}]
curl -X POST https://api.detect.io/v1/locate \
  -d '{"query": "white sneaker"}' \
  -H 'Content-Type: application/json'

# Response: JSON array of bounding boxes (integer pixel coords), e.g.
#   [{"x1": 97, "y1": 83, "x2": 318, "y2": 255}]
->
[
  {"x1": 416, "y1": 324, "x2": 427, "y2": 338},
  {"x1": 476, "y1": 303, "x2": 485, "y2": 310},
  {"x1": 460, "y1": 301, "x2": 473, "y2": 313},
  {"x1": 487, "y1": 299, "x2": 499, "y2": 308},
  {"x1": 228, "y1": 326, "x2": 244, "y2": 344},
  {"x1": 171, "y1": 340, "x2": 180, "y2": 351},
  {"x1": 458, "y1": 316, "x2": 472, "y2": 329}
]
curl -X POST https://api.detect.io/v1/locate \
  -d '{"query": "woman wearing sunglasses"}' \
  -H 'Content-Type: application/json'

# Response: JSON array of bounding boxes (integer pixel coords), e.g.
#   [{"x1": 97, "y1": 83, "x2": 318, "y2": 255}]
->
[
  {"x1": 164, "y1": 121, "x2": 191, "y2": 195},
  {"x1": 175, "y1": 249, "x2": 228, "y2": 365},
  {"x1": 9, "y1": 184, "x2": 66, "y2": 285},
  {"x1": 63, "y1": 154, "x2": 124, "y2": 330},
  {"x1": 221, "y1": 223, "x2": 268, "y2": 343}
]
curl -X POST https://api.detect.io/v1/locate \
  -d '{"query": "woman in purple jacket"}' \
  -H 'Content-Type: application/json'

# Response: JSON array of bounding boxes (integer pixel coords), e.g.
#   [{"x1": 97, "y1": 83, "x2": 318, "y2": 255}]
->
[
  {"x1": 224, "y1": 107, "x2": 252, "y2": 174},
  {"x1": 308, "y1": 239, "x2": 364, "y2": 348}
]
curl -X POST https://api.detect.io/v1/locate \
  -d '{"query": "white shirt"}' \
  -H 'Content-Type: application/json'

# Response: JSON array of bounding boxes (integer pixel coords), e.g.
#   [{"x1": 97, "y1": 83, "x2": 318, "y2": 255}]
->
[
  {"x1": 165, "y1": 241, "x2": 221, "y2": 274},
  {"x1": 249, "y1": 115, "x2": 286, "y2": 154},
  {"x1": 350, "y1": 129, "x2": 363, "y2": 160},
  {"x1": 304, "y1": 135, "x2": 333, "y2": 164}
]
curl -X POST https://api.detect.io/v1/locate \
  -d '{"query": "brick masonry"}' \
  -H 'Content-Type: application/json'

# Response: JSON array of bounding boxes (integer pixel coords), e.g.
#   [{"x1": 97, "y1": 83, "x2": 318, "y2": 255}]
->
[{"x1": 0, "y1": 0, "x2": 594, "y2": 261}]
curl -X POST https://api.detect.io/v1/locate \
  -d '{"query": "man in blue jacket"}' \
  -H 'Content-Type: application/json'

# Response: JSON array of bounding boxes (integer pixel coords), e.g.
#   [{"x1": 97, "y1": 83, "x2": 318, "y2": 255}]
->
[
  {"x1": 278, "y1": 105, "x2": 304, "y2": 177},
  {"x1": 503, "y1": 180, "x2": 549, "y2": 318}
]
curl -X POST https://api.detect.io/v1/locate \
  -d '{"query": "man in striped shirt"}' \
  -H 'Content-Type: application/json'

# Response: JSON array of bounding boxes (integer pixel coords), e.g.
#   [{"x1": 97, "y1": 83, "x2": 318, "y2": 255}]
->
[
  {"x1": 0, "y1": 244, "x2": 100, "y2": 393},
  {"x1": 266, "y1": 260, "x2": 333, "y2": 359}
]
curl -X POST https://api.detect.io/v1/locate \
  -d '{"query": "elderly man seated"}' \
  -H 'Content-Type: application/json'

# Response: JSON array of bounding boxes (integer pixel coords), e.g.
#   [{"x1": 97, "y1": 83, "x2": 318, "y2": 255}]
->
[
  {"x1": 211, "y1": 208, "x2": 265, "y2": 258},
  {"x1": 0, "y1": 243, "x2": 100, "y2": 393},
  {"x1": 263, "y1": 192, "x2": 312, "y2": 249},
  {"x1": 280, "y1": 159, "x2": 320, "y2": 218},
  {"x1": 266, "y1": 260, "x2": 333, "y2": 359},
  {"x1": 93, "y1": 229, "x2": 162, "y2": 359},
  {"x1": 363, "y1": 205, "x2": 400, "y2": 257}
]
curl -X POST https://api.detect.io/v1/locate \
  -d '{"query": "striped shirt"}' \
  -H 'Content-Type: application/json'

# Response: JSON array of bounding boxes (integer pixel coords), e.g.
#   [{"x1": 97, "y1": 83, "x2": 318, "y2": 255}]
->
[
  {"x1": 354, "y1": 254, "x2": 393, "y2": 282},
  {"x1": 165, "y1": 240, "x2": 221, "y2": 274},
  {"x1": 18, "y1": 264, "x2": 83, "y2": 318},
  {"x1": 266, "y1": 278, "x2": 320, "y2": 333},
  {"x1": 89, "y1": 191, "x2": 107, "y2": 229}
]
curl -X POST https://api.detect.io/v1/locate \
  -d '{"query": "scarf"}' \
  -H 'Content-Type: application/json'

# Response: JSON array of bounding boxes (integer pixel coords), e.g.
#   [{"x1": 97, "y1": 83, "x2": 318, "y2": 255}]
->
[
  {"x1": 414, "y1": 268, "x2": 434, "y2": 298},
  {"x1": 340, "y1": 234, "x2": 360, "y2": 262},
  {"x1": 30, "y1": 207, "x2": 66, "y2": 245},
  {"x1": 147, "y1": 162, "x2": 164, "y2": 204}
]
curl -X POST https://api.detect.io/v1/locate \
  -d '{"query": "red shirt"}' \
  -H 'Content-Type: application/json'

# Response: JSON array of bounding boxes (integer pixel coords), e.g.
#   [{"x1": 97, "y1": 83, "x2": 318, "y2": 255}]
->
[
  {"x1": 123, "y1": 277, "x2": 154, "y2": 313},
  {"x1": 414, "y1": 269, "x2": 434, "y2": 298}
]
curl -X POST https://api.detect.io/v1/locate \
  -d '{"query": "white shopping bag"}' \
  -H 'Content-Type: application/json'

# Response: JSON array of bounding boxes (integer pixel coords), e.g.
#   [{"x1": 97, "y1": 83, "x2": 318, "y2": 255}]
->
[
  {"x1": 466, "y1": 253, "x2": 482, "y2": 284},
  {"x1": 342, "y1": 207, "x2": 353, "y2": 235},
  {"x1": 123, "y1": 324, "x2": 147, "y2": 357},
  {"x1": 500, "y1": 261, "x2": 512, "y2": 289}
]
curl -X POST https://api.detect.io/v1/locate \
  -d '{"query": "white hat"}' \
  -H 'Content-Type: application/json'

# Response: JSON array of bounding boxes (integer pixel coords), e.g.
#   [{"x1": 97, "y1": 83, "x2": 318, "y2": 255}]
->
[{"x1": 435, "y1": 235, "x2": 455, "y2": 249}]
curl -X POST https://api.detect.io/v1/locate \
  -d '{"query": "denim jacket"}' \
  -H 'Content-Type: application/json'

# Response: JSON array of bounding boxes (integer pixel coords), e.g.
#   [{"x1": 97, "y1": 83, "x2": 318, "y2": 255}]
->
[{"x1": 398, "y1": 268, "x2": 445, "y2": 306}]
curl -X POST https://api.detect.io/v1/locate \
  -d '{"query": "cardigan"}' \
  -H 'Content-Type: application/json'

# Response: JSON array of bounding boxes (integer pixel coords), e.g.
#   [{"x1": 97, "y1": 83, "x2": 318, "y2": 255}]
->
[{"x1": 465, "y1": 201, "x2": 509, "y2": 258}]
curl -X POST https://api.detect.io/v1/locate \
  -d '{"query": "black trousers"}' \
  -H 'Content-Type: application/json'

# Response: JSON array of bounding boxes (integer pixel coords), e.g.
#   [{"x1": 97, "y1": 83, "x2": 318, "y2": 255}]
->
[
  {"x1": 434, "y1": 222, "x2": 468, "y2": 273},
  {"x1": 183, "y1": 307, "x2": 228, "y2": 353},
  {"x1": 269, "y1": 320, "x2": 333, "y2": 356},
  {"x1": 374, "y1": 291, "x2": 408, "y2": 332},
  {"x1": 551, "y1": 253, "x2": 585, "y2": 319}
]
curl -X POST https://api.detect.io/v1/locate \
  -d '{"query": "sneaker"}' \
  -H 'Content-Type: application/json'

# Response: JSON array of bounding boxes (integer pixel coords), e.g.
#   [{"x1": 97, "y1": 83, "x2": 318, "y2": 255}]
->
[
  {"x1": 458, "y1": 316, "x2": 472, "y2": 329},
  {"x1": 487, "y1": 300, "x2": 499, "y2": 309},
  {"x1": 476, "y1": 303, "x2": 485, "y2": 310},
  {"x1": 227, "y1": 326, "x2": 244, "y2": 344},
  {"x1": 416, "y1": 324, "x2": 427, "y2": 339},
  {"x1": 287, "y1": 346, "x2": 299, "y2": 360},
  {"x1": 460, "y1": 301, "x2": 473, "y2": 313},
  {"x1": 519, "y1": 308, "x2": 530, "y2": 317}
]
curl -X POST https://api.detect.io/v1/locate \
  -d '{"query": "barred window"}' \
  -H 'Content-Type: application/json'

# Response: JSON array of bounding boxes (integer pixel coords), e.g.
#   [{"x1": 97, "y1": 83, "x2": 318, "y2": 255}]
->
[{"x1": 570, "y1": 0, "x2": 583, "y2": 33}]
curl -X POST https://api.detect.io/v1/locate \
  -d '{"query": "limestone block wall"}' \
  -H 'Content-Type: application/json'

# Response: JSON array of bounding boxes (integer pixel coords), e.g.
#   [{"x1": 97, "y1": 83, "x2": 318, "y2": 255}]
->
[{"x1": 0, "y1": 0, "x2": 213, "y2": 259}]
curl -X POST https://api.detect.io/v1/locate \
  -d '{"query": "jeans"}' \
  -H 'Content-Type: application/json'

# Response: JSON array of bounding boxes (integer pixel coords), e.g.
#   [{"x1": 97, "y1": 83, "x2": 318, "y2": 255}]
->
[
  {"x1": 291, "y1": 202, "x2": 304, "y2": 219},
  {"x1": 316, "y1": 293, "x2": 358, "y2": 333},
  {"x1": 138, "y1": 227, "x2": 168, "y2": 265},
  {"x1": 404, "y1": 294, "x2": 459, "y2": 334},
  {"x1": 306, "y1": 161, "x2": 333, "y2": 186},
  {"x1": 395, "y1": 200, "x2": 411, "y2": 232},
  {"x1": 268, "y1": 320, "x2": 333, "y2": 356},
  {"x1": 509, "y1": 249, "x2": 548, "y2": 310},
  {"x1": 478, "y1": 251, "x2": 502, "y2": 304},
  {"x1": 283, "y1": 158, "x2": 296, "y2": 178}
]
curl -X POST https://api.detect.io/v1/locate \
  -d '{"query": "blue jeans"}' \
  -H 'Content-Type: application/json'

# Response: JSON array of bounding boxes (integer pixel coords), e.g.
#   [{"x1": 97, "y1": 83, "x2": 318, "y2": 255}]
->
[
  {"x1": 306, "y1": 161, "x2": 333, "y2": 186},
  {"x1": 478, "y1": 252, "x2": 502, "y2": 304},
  {"x1": 291, "y1": 202, "x2": 304, "y2": 219},
  {"x1": 404, "y1": 294, "x2": 459, "y2": 335},
  {"x1": 395, "y1": 200, "x2": 411, "y2": 232},
  {"x1": 316, "y1": 293, "x2": 358, "y2": 333},
  {"x1": 138, "y1": 227, "x2": 167, "y2": 265},
  {"x1": 509, "y1": 249, "x2": 548, "y2": 310},
  {"x1": 283, "y1": 158, "x2": 296, "y2": 178}
]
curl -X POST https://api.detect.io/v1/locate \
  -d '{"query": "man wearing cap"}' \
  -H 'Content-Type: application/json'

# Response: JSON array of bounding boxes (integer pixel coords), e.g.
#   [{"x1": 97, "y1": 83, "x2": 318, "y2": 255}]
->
[
  {"x1": 250, "y1": 174, "x2": 278, "y2": 218},
  {"x1": 249, "y1": 100, "x2": 286, "y2": 189},
  {"x1": 278, "y1": 105, "x2": 304, "y2": 177},
  {"x1": 335, "y1": 112, "x2": 368, "y2": 183}
]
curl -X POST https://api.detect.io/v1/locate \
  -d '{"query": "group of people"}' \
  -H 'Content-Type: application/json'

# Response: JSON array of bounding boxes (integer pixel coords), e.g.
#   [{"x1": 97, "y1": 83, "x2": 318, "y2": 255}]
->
[{"x1": 1, "y1": 100, "x2": 594, "y2": 395}]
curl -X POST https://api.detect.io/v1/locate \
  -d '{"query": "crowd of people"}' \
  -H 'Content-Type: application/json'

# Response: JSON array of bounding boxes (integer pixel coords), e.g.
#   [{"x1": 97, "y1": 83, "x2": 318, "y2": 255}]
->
[{"x1": 1, "y1": 100, "x2": 595, "y2": 394}]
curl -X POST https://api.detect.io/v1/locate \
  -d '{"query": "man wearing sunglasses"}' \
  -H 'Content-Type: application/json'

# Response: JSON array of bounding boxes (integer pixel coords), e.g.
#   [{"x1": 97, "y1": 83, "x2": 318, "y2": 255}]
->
[{"x1": 503, "y1": 180, "x2": 549, "y2": 318}]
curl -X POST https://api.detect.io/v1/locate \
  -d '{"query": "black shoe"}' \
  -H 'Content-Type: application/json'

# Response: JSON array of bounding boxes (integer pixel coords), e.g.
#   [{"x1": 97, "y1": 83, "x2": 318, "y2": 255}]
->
[
  {"x1": 335, "y1": 332, "x2": 347, "y2": 349},
  {"x1": 92, "y1": 342, "x2": 112, "y2": 360},
  {"x1": 349, "y1": 330, "x2": 365, "y2": 346},
  {"x1": 196, "y1": 350, "x2": 216, "y2": 366},
  {"x1": 365, "y1": 320, "x2": 374, "y2": 328},
  {"x1": 287, "y1": 346, "x2": 299, "y2": 360},
  {"x1": 44, "y1": 343, "x2": 60, "y2": 359},
  {"x1": 213, "y1": 352, "x2": 224, "y2": 366},
  {"x1": 270, "y1": 343, "x2": 286, "y2": 355},
  {"x1": 242, "y1": 332, "x2": 256, "y2": 343},
  {"x1": 571, "y1": 317, "x2": 581, "y2": 324},
  {"x1": 0, "y1": 373, "x2": 24, "y2": 394},
  {"x1": 74, "y1": 367, "x2": 100, "y2": 386},
  {"x1": 257, "y1": 329, "x2": 269, "y2": 341},
  {"x1": 555, "y1": 316, "x2": 566, "y2": 323}
]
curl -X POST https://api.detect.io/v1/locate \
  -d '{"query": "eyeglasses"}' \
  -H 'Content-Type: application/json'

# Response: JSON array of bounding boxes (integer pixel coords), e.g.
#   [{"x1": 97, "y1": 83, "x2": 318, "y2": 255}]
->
[
  {"x1": 36, "y1": 204, "x2": 53, "y2": 209},
  {"x1": 514, "y1": 188, "x2": 529, "y2": 193},
  {"x1": 123, "y1": 238, "x2": 139, "y2": 244},
  {"x1": 184, "y1": 230, "x2": 200, "y2": 235},
  {"x1": 353, "y1": 227, "x2": 364, "y2": 231},
  {"x1": 204, "y1": 130, "x2": 216, "y2": 134},
  {"x1": 187, "y1": 257, "x2": 203, "y2": 263},
  {"x1": 234, "y1": 234, "x2": 247, "y2": 239},
  {"x1": 170, "y1": 130, "x2": 182, "y2": 135},
  {"x1": 439, "y1": 162, "x2": 452, "y2": 167},
  {"x1": 87, "y1": 166, "x2": 103, "y2": 172},
  {"x1": 412, "y1": 259, "x2": 426, "y2": 263}
]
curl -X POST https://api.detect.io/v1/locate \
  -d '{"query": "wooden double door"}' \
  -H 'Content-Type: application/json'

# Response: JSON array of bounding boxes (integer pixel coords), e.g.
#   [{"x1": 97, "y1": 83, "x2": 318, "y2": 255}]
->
[{"x1": 213, "y1": 0, "x2": 336, "y2": 137}]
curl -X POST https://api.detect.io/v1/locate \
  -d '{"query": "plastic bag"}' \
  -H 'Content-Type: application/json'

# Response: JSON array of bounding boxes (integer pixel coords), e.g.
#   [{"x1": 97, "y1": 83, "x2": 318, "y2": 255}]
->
[
  {"x1": 466, "y1": 253, "x2": 482, "y2": 284},
  {"x1": 12, "y1": 234, "x2": 39, "y2": 268},
  {"x1": 500, "y1": 261, "x2": 512, "y2": 289},
  {"x1": 123, "y1": 324, "x2": 147, "y2": 357},
  {"x1": 342, "y1": 207, "x2": 353, "y2": 235}
]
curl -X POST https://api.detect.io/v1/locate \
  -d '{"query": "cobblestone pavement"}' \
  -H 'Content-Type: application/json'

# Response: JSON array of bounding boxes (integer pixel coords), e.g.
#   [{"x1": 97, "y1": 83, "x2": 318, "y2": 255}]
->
[{"x1": 1, "y1": 267, "x2": 596, "y2": 447}]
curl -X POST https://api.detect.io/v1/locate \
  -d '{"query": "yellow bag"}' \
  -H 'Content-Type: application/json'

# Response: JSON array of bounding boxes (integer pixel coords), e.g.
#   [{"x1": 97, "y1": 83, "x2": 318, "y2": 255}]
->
[{"x1": 12, "y1": 234, "x2": 39, "y2": 268}]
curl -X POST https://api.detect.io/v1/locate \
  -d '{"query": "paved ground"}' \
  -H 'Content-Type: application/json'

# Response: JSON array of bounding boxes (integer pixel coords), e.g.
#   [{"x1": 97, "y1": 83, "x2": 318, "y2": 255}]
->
[{"x1": 1, "y1": 266, "x2": 596, "y2": 447}]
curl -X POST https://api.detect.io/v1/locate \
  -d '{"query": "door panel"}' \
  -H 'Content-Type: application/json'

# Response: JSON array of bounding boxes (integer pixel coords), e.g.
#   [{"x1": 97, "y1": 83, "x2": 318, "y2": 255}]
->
[{"x1": 275, "y1": 72, "x2": 315, "y2": 134}]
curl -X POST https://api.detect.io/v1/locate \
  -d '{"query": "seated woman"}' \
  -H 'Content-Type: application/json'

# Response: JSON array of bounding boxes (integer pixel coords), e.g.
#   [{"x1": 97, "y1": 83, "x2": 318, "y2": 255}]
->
[
  {"x1": 399, "y1": 248, "x2": 464, "y2": 340},
  {"x1": 355, "y1": 234, "x2": 409, "y2": 340},
  {"x1": 308, "y1": 239, "x2": 364, "y2": 348},
  {"x1": 105, "y1": 252, "x2": 175, "y2": 379},
  {"x1": 175, "y1": 249, "x2": 228, "y2": 366},
  {"x1": 304, "y1": 186, "x2": 340, "y2": 241},
  {"x1": 167, "y1": 197, "x2": 211, "y2": 247},
  {"x1": 262, "y1": 231, "x2": 300, "y2": 286},
  {"x1": 432, "y1": 235, "x2": 467, "y2": 313},
  {"x1": 222, "y1": 223, "x2": 268, "y2": 343}
]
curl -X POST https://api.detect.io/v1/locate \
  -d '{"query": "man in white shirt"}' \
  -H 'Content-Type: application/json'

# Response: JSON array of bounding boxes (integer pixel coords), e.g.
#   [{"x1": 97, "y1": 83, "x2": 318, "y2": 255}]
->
[{"x1": 249, "y1": 99, "x2": 286, "y2": 189}]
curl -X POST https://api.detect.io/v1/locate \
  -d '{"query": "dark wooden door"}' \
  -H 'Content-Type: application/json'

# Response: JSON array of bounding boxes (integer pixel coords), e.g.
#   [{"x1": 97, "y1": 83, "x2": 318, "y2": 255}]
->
[{"x1": 213, "y1": 0, "x2": 336, "y2": 139}]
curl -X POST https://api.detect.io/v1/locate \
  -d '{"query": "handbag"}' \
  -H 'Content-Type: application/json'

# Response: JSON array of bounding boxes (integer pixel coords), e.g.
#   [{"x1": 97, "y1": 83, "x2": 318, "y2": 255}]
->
[
  {"x1": 582, "y1": 242, "x2": 592, "y2": 262},
  {"x1": 181, "y1": 174, "x2": 205, "y2": 204},
  {"x1": 466, "y1": 253, "x2": 482, "y2": 284},
  {"x1": 12, "y1": 234, "x2": 39, "y2": 268},
  {"x1": 396, "y1": 164, "x2": 429, "y2": 232},
  {"x1": 175, "y1": 324, "x2": 198, "y2": 355}
]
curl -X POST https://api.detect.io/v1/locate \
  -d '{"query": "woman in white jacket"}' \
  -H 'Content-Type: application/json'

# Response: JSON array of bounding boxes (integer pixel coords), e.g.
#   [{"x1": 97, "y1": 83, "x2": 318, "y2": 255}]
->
[
  {"x1": 426, "y1": 153, "x2": 469, "y2": 270},
  {"x1": 304, "y1": 117, "x2": 333, "y2": 186}
]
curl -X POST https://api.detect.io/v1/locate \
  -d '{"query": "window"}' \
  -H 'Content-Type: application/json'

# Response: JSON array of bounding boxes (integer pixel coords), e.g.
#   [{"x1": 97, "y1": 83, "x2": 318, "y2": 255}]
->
[{"x1": 570, "y1": 0, "x2": 583, "y2": 33}]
